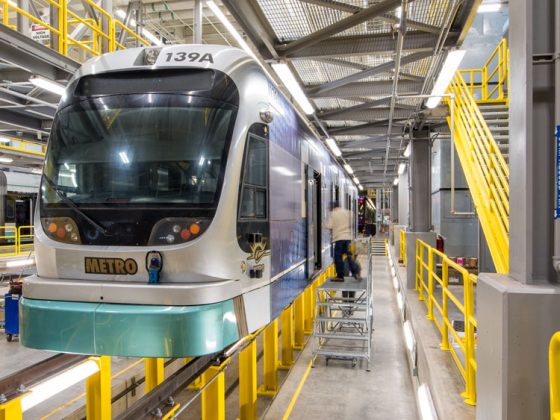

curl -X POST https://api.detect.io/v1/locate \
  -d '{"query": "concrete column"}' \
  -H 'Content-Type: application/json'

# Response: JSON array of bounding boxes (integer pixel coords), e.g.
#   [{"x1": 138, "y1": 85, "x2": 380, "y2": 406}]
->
[
  {"x1": 101, "y1": 0, "x2": 112, "y2": 52},
  {"x1": 398, "y1": 168, "x2": 409, "y2": 226},
  {"x1": 391, "y1": 185, "x2": 399, "y2": 223},
  {"x1": 476, "y1": 0, "x2": 560, "y2": 418},
  {"x1": 409, "y1": 129, "x2": 431, "y2": 232}
]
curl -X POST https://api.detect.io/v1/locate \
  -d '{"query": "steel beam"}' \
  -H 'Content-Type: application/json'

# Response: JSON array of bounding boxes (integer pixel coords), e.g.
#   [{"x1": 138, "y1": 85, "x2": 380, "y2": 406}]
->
[
  {"x1": 318, "y1": 97, "x2": 392, "y2": 119},
  {"x1": 277, "y1": 0, "x2": 402, "y2": 56},
  {"x1": 329, "y1": 120, "x2": 408, "y2": 136},
  {"x1": 308, "y1": 80, "x2": 423, "y2": 98},
  {"x1": 320, "y1": 107, "x2": 413, "y2": 122},
  {"x1": 284, "y1": 32, "x2": 452, "y2": 58},
  {"x1": 221, "y1": 0, "x2": 279, "y2": 59},
  {"x1": 308, "y1": 51, "x2": 431, "y2": 96},
  {"x1": 0, "y1": 26, "x2": 78, "y2": 81},
  {"x1": 0, "y1": 109, "x2": 48, "y2": 134}
]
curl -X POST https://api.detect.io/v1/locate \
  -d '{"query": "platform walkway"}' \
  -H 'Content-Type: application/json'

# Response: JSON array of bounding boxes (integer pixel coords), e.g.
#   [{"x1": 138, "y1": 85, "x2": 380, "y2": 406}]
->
[{"x1": 264, "y1": 253, "x2": 418, "y2": 420}]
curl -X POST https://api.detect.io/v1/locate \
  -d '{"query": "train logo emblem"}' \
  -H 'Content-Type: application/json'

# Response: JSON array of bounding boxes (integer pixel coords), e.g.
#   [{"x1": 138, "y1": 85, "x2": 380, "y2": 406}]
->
[
  {"x1": 247, "y1": 240, "x2": 270, "y2": 264},
  {"x1": 85, "y1": 257, "x2": 138, "y2": 275}
]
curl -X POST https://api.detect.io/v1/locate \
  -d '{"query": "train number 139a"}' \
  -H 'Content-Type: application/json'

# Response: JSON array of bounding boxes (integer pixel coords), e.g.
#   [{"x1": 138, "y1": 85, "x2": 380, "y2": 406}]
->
[{"x1": 164, "y1": 52, "x2": 214, "y2": 64}]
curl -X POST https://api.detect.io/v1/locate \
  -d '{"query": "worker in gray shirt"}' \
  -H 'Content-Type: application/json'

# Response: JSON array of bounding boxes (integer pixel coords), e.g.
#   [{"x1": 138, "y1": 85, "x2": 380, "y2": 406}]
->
[{"x1": 325, "y1": 202, "x2": 361, "y2": 282}]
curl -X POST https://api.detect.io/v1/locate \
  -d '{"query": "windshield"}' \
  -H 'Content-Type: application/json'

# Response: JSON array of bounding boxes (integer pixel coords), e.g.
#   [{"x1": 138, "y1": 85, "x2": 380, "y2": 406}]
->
[{"x1": 42, "y1": 94, "x2": 236, "y2": 207}]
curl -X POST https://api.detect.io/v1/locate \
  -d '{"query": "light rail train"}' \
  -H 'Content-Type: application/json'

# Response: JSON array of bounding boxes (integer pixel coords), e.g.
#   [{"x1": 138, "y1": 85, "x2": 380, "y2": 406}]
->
[{"x1": 20, "y1": 45, "x2": 357, "y2": 357}]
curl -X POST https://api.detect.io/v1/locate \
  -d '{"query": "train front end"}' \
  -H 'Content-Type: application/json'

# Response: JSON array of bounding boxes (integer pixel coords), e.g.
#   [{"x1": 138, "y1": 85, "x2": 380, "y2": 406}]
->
[{"x1": 20, "y1": 46, "x2": 262, "y2": 357}]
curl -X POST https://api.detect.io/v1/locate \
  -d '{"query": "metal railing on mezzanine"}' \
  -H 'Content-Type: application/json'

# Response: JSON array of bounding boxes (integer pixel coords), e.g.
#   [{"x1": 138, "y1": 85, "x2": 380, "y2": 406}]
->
[
  {"x1": 415, "y1": 239, "x2": 477, "y2": 406},
  {"x1": 1, "y1": 0, "x2": 150, "y2": 62},
  {"x1": 0, "y1": 225, "x2": 34, "y2": 257}
]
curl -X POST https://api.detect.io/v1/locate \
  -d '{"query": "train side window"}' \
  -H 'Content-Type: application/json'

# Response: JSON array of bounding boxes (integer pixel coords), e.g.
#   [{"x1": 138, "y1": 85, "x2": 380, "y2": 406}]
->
[
  {"x1": 239, "y1": 135, "x2": 268, "y2": 219},
  {"x1": 5, "y1": 199, "x2": 14, "y2": 220}
]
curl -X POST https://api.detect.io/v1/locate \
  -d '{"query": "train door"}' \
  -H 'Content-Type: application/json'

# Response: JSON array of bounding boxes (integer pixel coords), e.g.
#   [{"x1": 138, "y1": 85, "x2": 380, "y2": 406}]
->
[{"x1": 306, "y1": 167, "x2": 322, "y2": 276}]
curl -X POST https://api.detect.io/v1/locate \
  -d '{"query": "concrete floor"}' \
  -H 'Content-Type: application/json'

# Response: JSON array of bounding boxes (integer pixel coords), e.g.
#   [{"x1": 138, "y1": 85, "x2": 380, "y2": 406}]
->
[{"x1": 265, "y1": 254, "x2": 418, "y2": 420}]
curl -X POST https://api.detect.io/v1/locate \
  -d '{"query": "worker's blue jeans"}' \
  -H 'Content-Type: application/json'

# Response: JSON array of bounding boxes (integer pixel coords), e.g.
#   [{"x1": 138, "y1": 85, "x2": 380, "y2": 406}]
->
[{"x1": 334, "y1": 240, "x2": 360, "y2": 279}]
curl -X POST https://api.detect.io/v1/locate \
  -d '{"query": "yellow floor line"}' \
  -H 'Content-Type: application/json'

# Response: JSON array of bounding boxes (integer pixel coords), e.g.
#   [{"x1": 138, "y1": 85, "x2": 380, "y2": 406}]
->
[{"x1": 282, "y1": 359, "x2": 314, "y2": 420}]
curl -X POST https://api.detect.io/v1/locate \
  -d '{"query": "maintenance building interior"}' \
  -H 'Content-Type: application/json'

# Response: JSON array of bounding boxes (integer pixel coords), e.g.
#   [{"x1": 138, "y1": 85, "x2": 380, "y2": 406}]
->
[{"x1": 0, "y1": 0, "x2": 557, "y2": 419}]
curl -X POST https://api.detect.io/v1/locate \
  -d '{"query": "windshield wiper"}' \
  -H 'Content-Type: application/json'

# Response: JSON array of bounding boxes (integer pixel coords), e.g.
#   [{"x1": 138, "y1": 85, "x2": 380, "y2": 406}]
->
[{"x1": 42, "y1": 175, "x2": 112, "y2": 236}]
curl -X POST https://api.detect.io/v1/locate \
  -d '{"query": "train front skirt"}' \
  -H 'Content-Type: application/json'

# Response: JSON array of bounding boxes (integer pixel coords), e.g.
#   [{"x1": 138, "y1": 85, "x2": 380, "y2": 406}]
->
[{"x1": 19, "y1": 297, "x2": 240, "y2": 357}]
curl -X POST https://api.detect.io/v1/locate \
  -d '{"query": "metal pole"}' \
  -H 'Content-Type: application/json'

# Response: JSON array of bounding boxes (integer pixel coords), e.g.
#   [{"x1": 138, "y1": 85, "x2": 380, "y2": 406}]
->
[
  {"x1": 193, "y1": 0, "x2": 202, "y2": 44},
  {"x1": 16, "y1": 0, "x2": 29, "y2": 34},
  {"x1": 553, "y1": 0, "x2": 560, "y2": 274}
]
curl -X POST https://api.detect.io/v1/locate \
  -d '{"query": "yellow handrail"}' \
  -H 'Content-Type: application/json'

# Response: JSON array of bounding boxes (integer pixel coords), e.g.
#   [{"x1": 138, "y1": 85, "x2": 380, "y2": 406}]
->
[
  {"x1": 551, "y1": 332, "x2": 560, "y2": 420},
  {"x1": 416, "y1": 239, "x2": 477, "y2": 405},
  {"x1": 399, "y1": 229, "x2": 406, "y2": 266},
  {"x1": 446, "y1": 71, "x2": 510, "y2": 273},
  {"x1": 459, "y1": 38, "x2": 509, "y2": 104},
  {"x1": 1, "y1": 0, "x2": 150, "y2": 61},
  {"x1": 17, "y1": 225, "x2": 34, "y2": 255}
]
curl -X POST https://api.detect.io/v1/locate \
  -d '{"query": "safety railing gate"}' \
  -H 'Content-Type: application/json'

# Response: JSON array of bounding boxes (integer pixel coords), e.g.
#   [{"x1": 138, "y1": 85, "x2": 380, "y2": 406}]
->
[
  {"x1": 446, "y1": 40, "x2": 510, "y2": 274},
  {"x1": 312, "y1": 238, "x2": 373, "y2": 370},
  {"x1": 416, "y1": 239, "x2": 477, "y2": 405}
]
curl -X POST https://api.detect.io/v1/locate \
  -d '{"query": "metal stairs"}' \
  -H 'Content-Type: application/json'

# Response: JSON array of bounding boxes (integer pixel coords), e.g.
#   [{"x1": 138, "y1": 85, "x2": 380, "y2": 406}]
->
[
  {"x1": 478, "y1": 103, "x2": 509, "y2": 162},
  {"x1": 312, "y1": 239, "x2": 373, "y2": 370},
  {"x1": 370, "y1": 238, "x2": 387, "y2": 256}
]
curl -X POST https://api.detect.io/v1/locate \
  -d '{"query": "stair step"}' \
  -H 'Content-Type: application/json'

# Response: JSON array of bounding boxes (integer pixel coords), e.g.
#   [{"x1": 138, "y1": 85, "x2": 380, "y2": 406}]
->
[
  {"x1": 315, "y1": 333, "x2": 369, "y2": 341},
  {"x1": 316, "y1": 301, "x2": 368, "y2": 308},
  {"x1": 485, "y1": 119, "x2": 509, "y2": 125},
  {"x1": 480, "y1": 112, "x2": 509, "y2": 119},
  {"x1": 316, "y1": 317, "x2": 367, "y2": 324},
  {"x1": 315, "y1": 349, "x2": 369, "y2": 359}
]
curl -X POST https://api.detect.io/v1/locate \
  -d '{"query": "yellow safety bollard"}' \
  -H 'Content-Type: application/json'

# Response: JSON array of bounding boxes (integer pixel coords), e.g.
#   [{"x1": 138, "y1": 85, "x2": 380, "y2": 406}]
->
[
  {"x1": 294, "y1": 294, "x2": 305, "y2": 350},
  {"x1": 86, "y1": 356, "x2": 112, "y2": 420},
  {"x1": 258, "y1": 319, "x2": 279, "y2": 396},
  {"x1": 279, "y1": 305, "x2": 294, "y2": 369},
  {"x1": 304, "y1": 286, "x2": 313, "y2": 334},
  {"x1": 0, "y1": 397, "x2": 23, "y2": 420},
  {"x1": 239, "y1": 340, "x2": 257, "y2": 420},
  {"x1": 201, "y1": 363, "x2": 226, "y2": 420},
  {"x1": 144, "y1": 358, "x2": 165, "y2": 393}
]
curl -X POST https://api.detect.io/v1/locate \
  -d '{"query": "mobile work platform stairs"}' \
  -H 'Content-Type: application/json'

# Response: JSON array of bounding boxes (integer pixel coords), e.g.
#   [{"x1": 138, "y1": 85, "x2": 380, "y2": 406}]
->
[{"x1": 312, "y1": 239, "x2": 373, "y2": 370}]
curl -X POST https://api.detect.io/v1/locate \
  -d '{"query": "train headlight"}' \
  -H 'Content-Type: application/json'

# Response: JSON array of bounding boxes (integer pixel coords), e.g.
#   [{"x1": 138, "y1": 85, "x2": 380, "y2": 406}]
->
[
  {"x1": 41, "y1": 217, "x2": 82, "y2": 244},
  {"x1": 148, "y1": 218, "x2": 209, "y2": 246}
]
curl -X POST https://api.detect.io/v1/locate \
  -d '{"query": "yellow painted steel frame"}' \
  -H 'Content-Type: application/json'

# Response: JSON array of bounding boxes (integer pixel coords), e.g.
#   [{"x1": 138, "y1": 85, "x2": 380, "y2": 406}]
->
[
  {"x1": 459, "y1": 38, "x2": 509, "y2": 104},
  {"x1": 446, "y1": 72, "x2": 509, "y2": 274},
  {"x1": 415, "y1": 240, "x2": 477, "y2": 405},
  {"x1": 550, "y1": 332, "x2": 560, "y2": 420},
  {"x1": 86, "y1": 356, "x2": 112, "y2": 420},
  {"x1": 144, "y1": 358, "x2": 165, "y2": 393},
  {"x1": 1, "y1": 0, "x2": 149, "y2": 61},
  {"x1": 399, "y1": 229, "x2": 407, "y2": 266}
]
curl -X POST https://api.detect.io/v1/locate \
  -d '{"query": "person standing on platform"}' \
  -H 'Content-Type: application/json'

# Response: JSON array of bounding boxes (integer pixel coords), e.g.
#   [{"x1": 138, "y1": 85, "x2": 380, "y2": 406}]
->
[{"x1": 326, "y1": 202, "x2": 361, "y2": 282}]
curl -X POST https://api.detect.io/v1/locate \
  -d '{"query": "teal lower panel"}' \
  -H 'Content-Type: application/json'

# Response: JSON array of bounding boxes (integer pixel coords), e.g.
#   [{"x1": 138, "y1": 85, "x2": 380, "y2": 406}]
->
[{"x1": 20, "y1": 298, "x2": 240, "y2": 357}]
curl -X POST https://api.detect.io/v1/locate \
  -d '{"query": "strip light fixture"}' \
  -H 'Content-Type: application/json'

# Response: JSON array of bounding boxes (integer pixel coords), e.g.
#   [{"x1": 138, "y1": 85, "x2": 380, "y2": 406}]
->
[
  {"x1": 271, "y1": 63, "x2": 314, "y2": 115},
  {"x1": 393, "y1": 177, "x2": 399, "y2": 186},
  {"x1": 0, "y1": 137, "x2": 10, "y2": 143},
  {"x1": 29, "y1": 76, "x2": 66, "y2": 96},
  {"x1": 478, "y1": 3, "x2": 501, "y2": 13},
  {"x1": 0, "y1": 157, "x2": 13, "y2": 163},
  {"x1": 352, "y1": 176, "x2": 359, "y2": 185},
  {"x1": 326, "y1": 137, "x2": 342, "y2": 157},
  {"x1": 343, "y1": 163, "x2": 354, "y2": 175},
  {"x1": 426, "y1": 50, "x2": 466, "y2": 109},
  {"x1": 403, "y1": 143, "x2": 411, "y2": 157},
  {"x1": 358, "y1": 184, "x2": 364, "y2": 191},
  {"x1": 398, "y1": 163, "x2": 406, "y2": 175}
]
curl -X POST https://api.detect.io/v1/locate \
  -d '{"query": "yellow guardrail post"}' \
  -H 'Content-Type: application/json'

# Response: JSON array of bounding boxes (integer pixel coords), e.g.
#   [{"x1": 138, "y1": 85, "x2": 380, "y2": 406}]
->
[
  {"x1": 0, "y1": 397, "x2": 23, "y2": 420},
  {"x1": 144, "y1": 358, "x2": 164, "y2": 393},
  {"x1": 462, "y1": 271, "x2": 476, "y2": 405},
  {"x1": 440, "y1": 259, "x2": 451, "y2": 351},
  {"x1": 418, "y1": 242, "x2": 425, "y2": 301},
  {"x1": 239, "y1": 339, "x2": 257, "y2": 420},
  {"x1": 293, "y1": 294, "x2": 305, "y2": 350},
  {"x1": 201, "y1": 362, "x2": 226, "y2": 420},
  {"x1": 427, "y1": 248, "x2": 435, "y2": 320},
  {"x1": 279, "y1": 304, "x2": 294, "y2": 369},
  {"x1": 304, "y1": 286, "x2": 313, "y2": 334},
  {"x1": 258, "y1": 319, "x2": 278, "y2": 396},
  {"x1": 86, "y1": 356, "x2": 111, "y2": 420},
  {"x1": 550, "y1": 332, "x2": 560, "y2": 420}
]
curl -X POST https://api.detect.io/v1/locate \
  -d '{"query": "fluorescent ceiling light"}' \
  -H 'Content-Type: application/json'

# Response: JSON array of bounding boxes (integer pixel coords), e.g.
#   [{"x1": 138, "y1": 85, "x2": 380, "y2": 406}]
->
[
  {"x1": 206, "y1": 1, "x2": 258, "y2": 61},
  {"x1": 398, "y1": 163, "x2": 406, "y2": 175},
  {"x1": 403, "y1": 143, "x2": 411, "y2": 157},
  {"x1": 29, "y1": 76, "x2": 66, "y2": 96},
  {"x1": 21, "y1": 360, "x2": 99, "y2": 411},
  {"x1": 393, "y1": 177, "x2": 399, "y2": 186},
  {"x1": 358, "y1": 184, "x2": 363, "y2": 191},
  {"x1": 326, "y1": 137, "x2": 341, "y2": 157},
  {"x1": 426, "y1": 50, "x2": 466, "y2": 109},
  {"x1": 352, "y1": 176, "x2": 359, "y2": 185},
  {"x1": 271, "y1": 63, "x2": 314, "y2": 115},
  {"x1": 478, "y1": 3, "x2": 501, "y2": 13},
  {"x1": 0, "y1": 137, "x2": 10, "y2": 143},
  {"x1": 0, "y1": 157, "x2": 13, "y2": 163},
  {"x1": 119, "y1": 151, "x2": 130, "y2": 164},
  {"x1": 343, "y1": 164, "x2": 353, "y2": 175}
]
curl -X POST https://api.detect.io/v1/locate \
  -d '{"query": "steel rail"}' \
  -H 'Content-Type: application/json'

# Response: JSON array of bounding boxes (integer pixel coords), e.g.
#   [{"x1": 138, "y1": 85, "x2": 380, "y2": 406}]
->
[{"x1": 0, "y1": 353, "x2": 88, "y2": 402}]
